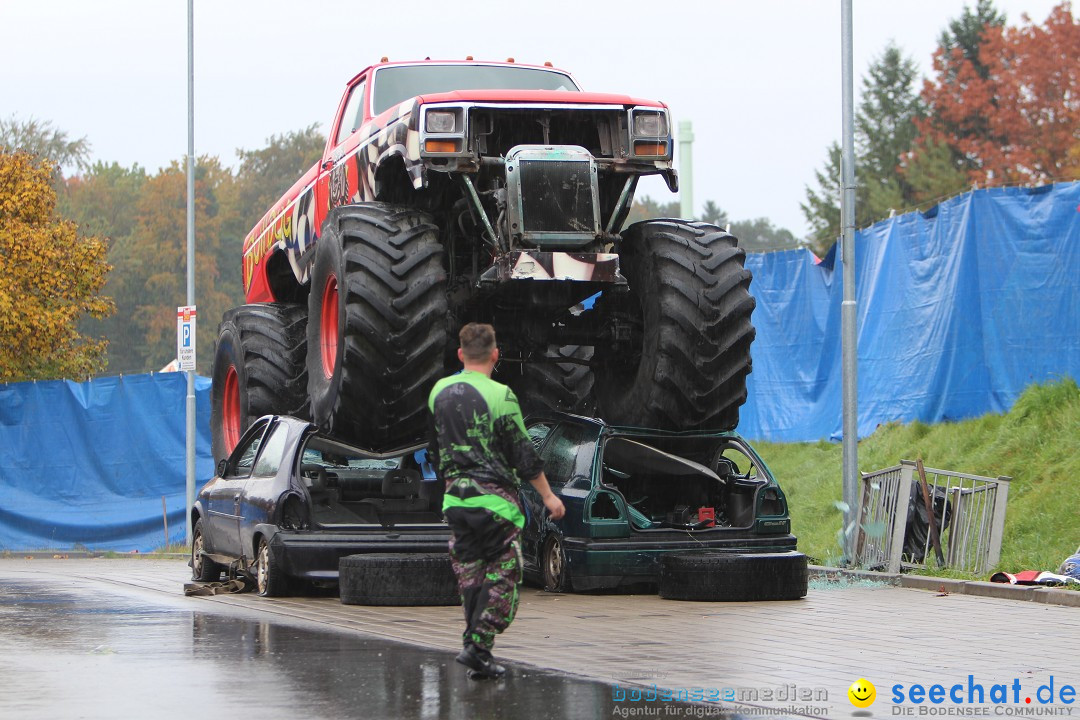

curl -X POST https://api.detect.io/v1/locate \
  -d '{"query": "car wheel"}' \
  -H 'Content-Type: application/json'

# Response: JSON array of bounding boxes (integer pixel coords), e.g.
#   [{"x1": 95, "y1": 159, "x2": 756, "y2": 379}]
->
[
  {"x1": 190, "y1": 518, "x2": 223, "y2": 582},
  {"x1": 339, "y1": 553, "x2": 459, "y2": 606},
  {"x1": 542, "y1": 534, "x2": 572, "y2": 593},
  {"x1": 658, "y1": 551, "x2": 808, "y2": 601},
  {"x1": 255, "y1": 537, "x2": 289, "y2": 597}
]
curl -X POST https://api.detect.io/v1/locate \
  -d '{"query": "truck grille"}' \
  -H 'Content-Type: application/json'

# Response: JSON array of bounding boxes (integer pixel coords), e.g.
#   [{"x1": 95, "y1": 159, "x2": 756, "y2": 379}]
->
[{"x1": 519, "y1": 159, "x2": 596, "y2": 234}]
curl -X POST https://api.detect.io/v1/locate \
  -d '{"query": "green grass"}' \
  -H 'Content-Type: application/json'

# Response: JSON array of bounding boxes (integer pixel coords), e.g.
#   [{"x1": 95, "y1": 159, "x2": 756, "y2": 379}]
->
[{"x1": 756, "y1": 377, "x2": 1080, "y2": 578}]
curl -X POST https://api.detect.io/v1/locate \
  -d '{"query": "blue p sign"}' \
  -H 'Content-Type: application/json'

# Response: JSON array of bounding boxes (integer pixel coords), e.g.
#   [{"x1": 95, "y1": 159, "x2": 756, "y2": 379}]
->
[{"x1": 183, "y1": 324, "x2": 191, "y2": 347}]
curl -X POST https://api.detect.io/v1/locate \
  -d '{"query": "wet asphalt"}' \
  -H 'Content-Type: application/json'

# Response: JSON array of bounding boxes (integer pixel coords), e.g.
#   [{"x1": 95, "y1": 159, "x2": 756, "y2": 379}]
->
[{"x1": 0, "y1": 572, "x2": 736, "y2": 720}]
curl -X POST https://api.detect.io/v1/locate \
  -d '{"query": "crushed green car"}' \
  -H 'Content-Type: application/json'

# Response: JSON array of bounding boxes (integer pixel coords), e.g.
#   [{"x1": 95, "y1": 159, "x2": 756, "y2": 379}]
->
[{"x1": 520, "y1": 412, "x2": 807, "y2": 601}]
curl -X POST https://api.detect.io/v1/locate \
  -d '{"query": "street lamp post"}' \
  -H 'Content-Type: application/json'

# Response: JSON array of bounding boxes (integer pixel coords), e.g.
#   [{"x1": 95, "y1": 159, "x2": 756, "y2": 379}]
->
[
  {"x1": 184, "y1": 0, "x2": 196, "y2": 547},
  {"x1": 840, "y1": 0, "x2": 859, "y2": 563}
]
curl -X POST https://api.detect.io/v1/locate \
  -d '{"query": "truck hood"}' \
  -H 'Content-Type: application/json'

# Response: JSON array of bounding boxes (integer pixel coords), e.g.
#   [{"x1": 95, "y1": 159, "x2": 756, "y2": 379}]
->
[{"x1": 415, "y1": 89, "x2": 665, "y2": 108}]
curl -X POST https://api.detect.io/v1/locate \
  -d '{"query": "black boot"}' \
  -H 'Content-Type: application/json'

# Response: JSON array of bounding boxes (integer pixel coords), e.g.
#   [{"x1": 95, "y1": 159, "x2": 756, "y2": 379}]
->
[{"x1": 455, "y1": 642, "x2": 506, "y2": 679}]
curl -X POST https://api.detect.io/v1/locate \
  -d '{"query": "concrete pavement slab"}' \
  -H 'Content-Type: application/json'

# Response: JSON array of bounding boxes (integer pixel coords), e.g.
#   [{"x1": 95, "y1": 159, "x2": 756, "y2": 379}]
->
[{"x1": 2, "y1": 557, "x2": 1077, "y2": 719}]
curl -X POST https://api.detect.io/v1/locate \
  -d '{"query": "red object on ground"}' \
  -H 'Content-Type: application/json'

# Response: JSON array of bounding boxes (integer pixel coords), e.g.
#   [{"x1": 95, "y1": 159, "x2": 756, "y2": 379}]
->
[{"x1": 697, "y1": 507, "x2": 715, "y2": 527}]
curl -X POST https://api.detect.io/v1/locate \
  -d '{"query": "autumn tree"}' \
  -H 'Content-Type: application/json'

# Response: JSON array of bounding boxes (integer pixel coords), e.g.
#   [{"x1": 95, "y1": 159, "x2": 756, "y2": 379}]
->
[
  {"x1": 230, "y1": 124, "x2": 325, "y2": 226},
  {"x1": 55, "y1": 127, "x2": 327, "y2": 376},
  {"x1": 104, "y1": 158, "x2": 235, "y2": 375},
  {"x1": 0, "y1": 152, "x2": 114, "y2": 381},
  {"x1": 214, "y1": 125, "x2": 326, "y2": 310},
  {"x1": 974, "y1": 3, "x2": 1080, "y2": 183},
  {"x1": 909, "y1": 2, "x2": 1080, "y2": 190},
  {"x1": 59, "y1": 162, "x2": 147, "y2": 243}
]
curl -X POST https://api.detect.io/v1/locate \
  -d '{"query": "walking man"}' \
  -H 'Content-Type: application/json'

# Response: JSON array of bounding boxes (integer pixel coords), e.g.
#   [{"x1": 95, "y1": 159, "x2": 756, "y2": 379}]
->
[{"x1": 428, "y1": 323, "x2": 565, "y2": 679}]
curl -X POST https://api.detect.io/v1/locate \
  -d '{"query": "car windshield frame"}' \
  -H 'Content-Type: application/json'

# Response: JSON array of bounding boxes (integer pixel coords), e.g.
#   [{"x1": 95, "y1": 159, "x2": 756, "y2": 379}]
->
[{"x1": 371, "y1": 64, "x2": 580, "y2": 115}]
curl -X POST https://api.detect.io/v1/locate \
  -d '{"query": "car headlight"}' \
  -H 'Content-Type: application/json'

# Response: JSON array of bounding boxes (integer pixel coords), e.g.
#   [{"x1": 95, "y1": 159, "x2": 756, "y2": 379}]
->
[
  {"x1": 425, "y1": 109, "x2": 459, "y2": 133},
  {"x1": 633, "y1": 110, "x2": 667, "y2": 137}
]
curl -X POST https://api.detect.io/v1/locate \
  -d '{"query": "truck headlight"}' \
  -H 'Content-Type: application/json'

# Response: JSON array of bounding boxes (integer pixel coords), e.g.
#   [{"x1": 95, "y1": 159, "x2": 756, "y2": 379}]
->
[
  {"x1": 632, "y1": 110, "x2": 667, "y2": 137},
  {"x1": 425, "y1": 109, "x2": 459, "y2": 133}
]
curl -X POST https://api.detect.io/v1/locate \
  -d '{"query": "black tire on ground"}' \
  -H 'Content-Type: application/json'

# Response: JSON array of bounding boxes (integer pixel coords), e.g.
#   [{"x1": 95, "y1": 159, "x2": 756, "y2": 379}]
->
[
  {"x1": 339, "y1": 553, "x2": 460, "y2": 606},
  {"x1": 658, "y1": 551, "x2": 808, "y2": 601},
  {"x1": 307, "y1": 203, "x2": 447, "y2": 450},
  {"x1": 513, "y1": 345, "x2": 595, "y2": 417},
  {"x1": 255, "y1": 536, "x2": 289, "y2": 597},
  {"x1": 210, "y1": 303, "x2": 308, "y2": 463},
  {"x1": 593, "y1": 220, "x2": 755, "y2": 431},
  {"x1": 541, "y1": 534, "x2": 572, "y2": 593},
  {"x1": 190, "y1": 518, "x2": 223, "y2": 582}
]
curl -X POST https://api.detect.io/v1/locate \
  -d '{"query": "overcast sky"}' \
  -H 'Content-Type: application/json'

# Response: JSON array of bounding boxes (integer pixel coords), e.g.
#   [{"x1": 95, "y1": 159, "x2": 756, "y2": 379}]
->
[{"x1": 1, "y1": 0, "x2": 1063, "y2": 239}]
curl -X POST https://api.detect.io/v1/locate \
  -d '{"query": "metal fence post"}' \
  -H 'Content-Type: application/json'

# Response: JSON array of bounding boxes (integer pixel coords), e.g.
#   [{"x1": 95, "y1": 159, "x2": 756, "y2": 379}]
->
[
  {"x1": 890, "y1": 462, "x2": 915, "y2": 573},
  {"x1": 987, "y1": 476, "x2": 1011, "y2": 570}
]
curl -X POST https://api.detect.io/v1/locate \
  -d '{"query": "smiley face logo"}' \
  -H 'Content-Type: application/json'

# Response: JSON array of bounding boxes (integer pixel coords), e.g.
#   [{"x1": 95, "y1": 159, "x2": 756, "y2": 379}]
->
[{"x1": 848, "y1": 678, "x2": 876, "y2": 708}]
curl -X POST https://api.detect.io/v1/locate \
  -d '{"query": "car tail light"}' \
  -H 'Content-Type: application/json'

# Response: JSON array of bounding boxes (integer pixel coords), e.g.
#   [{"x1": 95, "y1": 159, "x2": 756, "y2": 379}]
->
[{"x1": 759, "y1": 488, "x2": 785, "y2": 516}]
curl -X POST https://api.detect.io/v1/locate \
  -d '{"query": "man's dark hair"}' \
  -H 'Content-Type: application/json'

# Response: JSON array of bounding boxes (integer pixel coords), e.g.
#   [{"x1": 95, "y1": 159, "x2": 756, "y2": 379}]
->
[{"x1": 459, "y1": 323, "x2": 496, "y2": 362}]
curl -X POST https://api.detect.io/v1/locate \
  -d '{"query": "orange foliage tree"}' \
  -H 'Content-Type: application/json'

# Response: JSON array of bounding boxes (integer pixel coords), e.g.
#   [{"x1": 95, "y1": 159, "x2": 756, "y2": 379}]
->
[
  {"x1": 914, "y1": 2, "x2": 1080, "y2": 187},
  {"x1": 0, "y1": 152, "x2": 114, "y2": 381},
  {"x1": 106, "y1": 158, "x2": 236, "y2": 374}
]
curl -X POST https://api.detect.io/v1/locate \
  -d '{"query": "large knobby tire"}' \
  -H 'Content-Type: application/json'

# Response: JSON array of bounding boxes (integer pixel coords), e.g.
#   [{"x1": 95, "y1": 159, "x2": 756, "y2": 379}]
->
[
  {"x1": 512, "y1": 345, "x2": 595, "y2": 418},
  {"x1": 210, "y1": 303, "x2": 308, "y2": 462},
  {"x1": 594, "y1": 220, "x2": 755, "y2": 431},
  {"x1": 190, "y1": 518, "x2": 223, "y2": 582},
  {"x1": 658, "y1": 551, "x2": 808, "y2": 602},
  {"x1": 307, "y1": 204, "x2": 447, "y2": 450},
  {"x1": 339, "y1": 553, "x2": 460, "y2": 606}
]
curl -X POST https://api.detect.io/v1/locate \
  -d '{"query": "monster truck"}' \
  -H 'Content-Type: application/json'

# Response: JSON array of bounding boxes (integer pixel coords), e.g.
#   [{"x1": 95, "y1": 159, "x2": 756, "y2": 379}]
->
[{"x1": 211, "y1": 58, "x2": 755, "y2": 459}]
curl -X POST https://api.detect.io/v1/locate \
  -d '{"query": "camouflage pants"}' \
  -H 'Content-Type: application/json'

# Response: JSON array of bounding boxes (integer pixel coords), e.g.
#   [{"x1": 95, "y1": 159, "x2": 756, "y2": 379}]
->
[{"x1": 449, "y1": 524, "x2": 523, "y2": 652}]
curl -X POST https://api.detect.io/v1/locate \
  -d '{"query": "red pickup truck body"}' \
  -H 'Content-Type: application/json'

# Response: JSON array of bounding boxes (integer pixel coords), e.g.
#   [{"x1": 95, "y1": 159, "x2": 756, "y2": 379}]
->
[{"x1": 241, "y1": 60, "x2": 674, "y2": 305}]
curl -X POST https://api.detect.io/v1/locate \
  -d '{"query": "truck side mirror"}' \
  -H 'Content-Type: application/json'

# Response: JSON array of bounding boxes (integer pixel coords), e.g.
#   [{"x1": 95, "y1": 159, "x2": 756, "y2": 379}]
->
[{"x1": 217, "y1": 458, "x2": 227, "y2": 477}]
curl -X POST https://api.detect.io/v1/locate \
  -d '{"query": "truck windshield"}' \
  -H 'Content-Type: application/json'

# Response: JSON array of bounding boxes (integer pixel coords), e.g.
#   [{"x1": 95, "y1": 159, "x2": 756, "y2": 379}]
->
[{"x1": 372, "y1": 64, "x2": 580, "y2": 115}]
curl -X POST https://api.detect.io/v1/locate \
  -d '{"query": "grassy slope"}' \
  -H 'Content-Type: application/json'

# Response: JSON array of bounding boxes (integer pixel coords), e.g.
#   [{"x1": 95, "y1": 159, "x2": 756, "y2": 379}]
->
[{"x1": 754, "y1": 378, "x2": 1080, "y2": 576}]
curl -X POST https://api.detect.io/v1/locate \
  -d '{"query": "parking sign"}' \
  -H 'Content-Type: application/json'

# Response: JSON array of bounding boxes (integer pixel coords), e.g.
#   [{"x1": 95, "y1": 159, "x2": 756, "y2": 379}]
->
[{"x1": 177, "y1": 306, "x2": 197, "y2": 371}]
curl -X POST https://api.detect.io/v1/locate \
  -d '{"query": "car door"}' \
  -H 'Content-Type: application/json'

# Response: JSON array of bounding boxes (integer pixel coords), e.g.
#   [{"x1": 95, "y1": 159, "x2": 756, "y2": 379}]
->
[
  {"x1": 520, "y1": 421, "x2": 554, "y2": 567},
  {"x1": 207, "y1": 420, "x2": 269, "y2": 557},
  {"x1": 316, "y1": 75, "x2": 369, "y2": 215},
  {"x1": 236, "y1": 420, "x2": 293, "y2": 554},
  {"x1": 520, "y1": 421, "x2": 597, "y2": 571}
]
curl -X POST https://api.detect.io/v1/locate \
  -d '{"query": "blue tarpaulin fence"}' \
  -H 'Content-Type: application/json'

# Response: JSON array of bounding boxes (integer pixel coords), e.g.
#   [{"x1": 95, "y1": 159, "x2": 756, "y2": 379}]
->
[
  {"x1": 0, "y1": 373, "x2": 213, "y2": 552},
  {"x1": 739, "y1": 182, "x2": 1079, "y2": 441},
  {"x1": 0, "y1": 183, "x2": 1077, "y2": 550}
]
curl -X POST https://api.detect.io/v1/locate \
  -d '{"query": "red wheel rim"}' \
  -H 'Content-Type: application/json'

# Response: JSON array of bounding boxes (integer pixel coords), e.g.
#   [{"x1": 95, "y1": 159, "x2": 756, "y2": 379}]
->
[
  {"x1": 223, "y1": 365, "x2": 241, "y2": 453},
  {"x1": 320, "y1": 274, "x2": 340, "y2": 379}
]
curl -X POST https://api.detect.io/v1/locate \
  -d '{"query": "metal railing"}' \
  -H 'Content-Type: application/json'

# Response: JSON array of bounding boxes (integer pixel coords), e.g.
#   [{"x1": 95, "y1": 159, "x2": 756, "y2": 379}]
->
[{"x1": 853, "y1": 460, "x2": 1011, "y2": 574}]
